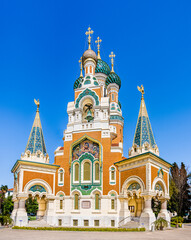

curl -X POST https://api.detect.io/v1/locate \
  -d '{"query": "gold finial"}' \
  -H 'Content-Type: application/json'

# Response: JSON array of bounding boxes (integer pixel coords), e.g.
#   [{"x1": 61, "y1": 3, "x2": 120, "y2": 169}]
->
[
  {"x1": 34, "y1": 99, "x2": 40, "y2": 112},
  {"x1": 109, "y1": 51, "x2": 115, "y2": 72},
  {"x1": 79, "y1": 57, "x2": 83, "y2": 77},
  {"x1": 85, "y1": 27, "x2": 94, "y2": 50},
  {"x1": 95, "y1": 36, "x2": 102, "y2": 59},
  {"x1": 137, "y1": 85, "x2": 145, "y2": 99}
]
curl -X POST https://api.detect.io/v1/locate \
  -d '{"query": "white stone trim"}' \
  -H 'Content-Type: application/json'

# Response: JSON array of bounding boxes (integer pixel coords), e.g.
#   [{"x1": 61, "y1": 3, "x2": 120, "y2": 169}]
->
[
  {"x1": 24, "y1": 178, "x2": 53, "y2": 195},
  {"x1": 152, "y1": 177, "x2": 168, "y2": 195},
  {"x1": 121, "y1": 175, "x2": 145, "y2": 194}
]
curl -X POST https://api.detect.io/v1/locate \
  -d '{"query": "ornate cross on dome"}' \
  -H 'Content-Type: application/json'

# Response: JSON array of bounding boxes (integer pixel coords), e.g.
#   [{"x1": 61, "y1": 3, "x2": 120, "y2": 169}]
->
[
  {"x1": 85, "y1": 27, "x2": 94, "y2": 50},
  {"x1": 137, "y1": 85, "x2": 145, "y2": 99},
  {"x1": 95, "y1": 37, "x2": 102, "y2": 59},
  {"x1": 79, "y1": 57, "x2": 83, "y2": 77},
  {"x1": 109, "y1": 51, "x2": 115, "y2": 72}
]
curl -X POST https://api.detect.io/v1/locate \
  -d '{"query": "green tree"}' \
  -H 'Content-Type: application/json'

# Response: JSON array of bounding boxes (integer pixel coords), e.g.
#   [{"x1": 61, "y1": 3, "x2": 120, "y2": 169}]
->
[
  {"x1": 168, "y1": 162, "x2": 191, "y2": 216},
  {"x1": 2, "y1": 196, "x2": 13, "y2": 216},
  {"x1": 0, "y1": 185, "x2": 8, "y2": 213},
  {"x1": 25, "y1": 196, "x2": 38, "y2": 215}
]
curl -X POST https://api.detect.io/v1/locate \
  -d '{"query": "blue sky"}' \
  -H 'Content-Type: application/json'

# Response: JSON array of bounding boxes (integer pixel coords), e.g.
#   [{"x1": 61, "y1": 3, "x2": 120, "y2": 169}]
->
[{"x1": 0, "y1": 0, "x2": 191, "y2": 187}]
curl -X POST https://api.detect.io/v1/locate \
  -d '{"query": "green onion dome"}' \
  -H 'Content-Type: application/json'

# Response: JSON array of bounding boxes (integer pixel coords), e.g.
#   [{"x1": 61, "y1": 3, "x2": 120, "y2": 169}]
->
[
  {"x1": 95, "y1": 59, "x2": 111, "y2": 76},
  {"x1": 105, "y1": 72, "x2": 121, "y2": 89},
  {"x1": 74, "y1": 76, "x2": 83, "y2": 89}
]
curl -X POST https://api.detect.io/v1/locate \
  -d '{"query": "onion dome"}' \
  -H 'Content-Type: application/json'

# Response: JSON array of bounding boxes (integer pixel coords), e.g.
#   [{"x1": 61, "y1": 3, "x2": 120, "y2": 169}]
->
[
  {"x1": 82, "y1": 49, "x2": 97, "y2": 65},
  {"x1": 95, "y1": 59, "x2": 111, "y2": 76},
  {"x1": 74, "y1": 76, "x2": 83, "y2": 89},
  {"x1": 105, "y1": 72, "x2": 121, "y2": 89}
]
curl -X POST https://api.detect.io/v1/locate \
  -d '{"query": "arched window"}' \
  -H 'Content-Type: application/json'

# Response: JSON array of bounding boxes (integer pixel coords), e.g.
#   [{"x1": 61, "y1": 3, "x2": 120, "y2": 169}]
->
[
  {"x1": 74, "y1": 194, "x2": 79, "y2": 210},
  {"x1": 95, "y1": 162, "x2": 100, "y2": 181},
  {"x1": 112, "y1": 93, "x2": 114, "y2": 101},
  {"x1": 95, "y1": 193, "x2": 100, "y2": 210},
  {"x1": 83, "y1": 162, "x2": 91, "y2": 181},
  {"x1": 111, "y1": 199, "x2": 115, "y2": 210},
  {"x1": 58, "y1": 169, "x2": 64, "y2": 186},
  {"x1": 56, "y1": 192, "x2": 65, "y2": 212},
  {"x1": 109, "y1": 166, "x2": 116, "y2": 185},
  {"x1": 74, "y1": 163, "x2": 79, "y2": 182}
]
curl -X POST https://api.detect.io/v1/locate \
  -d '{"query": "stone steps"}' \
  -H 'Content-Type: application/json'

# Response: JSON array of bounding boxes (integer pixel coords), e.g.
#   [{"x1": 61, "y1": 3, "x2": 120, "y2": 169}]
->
[{"x1": 27, "y1": 219, "x2": 50, "y2": 228}]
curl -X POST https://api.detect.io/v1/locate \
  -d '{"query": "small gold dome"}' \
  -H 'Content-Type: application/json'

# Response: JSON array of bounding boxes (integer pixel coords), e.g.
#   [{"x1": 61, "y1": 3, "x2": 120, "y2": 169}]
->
[{"x1": 82, "y1": 49, "x2": 97, "y2": 65}]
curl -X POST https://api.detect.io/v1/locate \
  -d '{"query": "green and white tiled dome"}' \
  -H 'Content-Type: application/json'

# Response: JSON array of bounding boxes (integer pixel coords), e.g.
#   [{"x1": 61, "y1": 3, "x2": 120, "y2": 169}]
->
[
  {"x1": 105, "y1": 72, "x2": 121, "y2": 89},
  {"x1": 74, "y1": 76, "x2": 83, "y2": 89},
  {"x1": 95, "y1": 59, "x2": 111, "y2": 76}
]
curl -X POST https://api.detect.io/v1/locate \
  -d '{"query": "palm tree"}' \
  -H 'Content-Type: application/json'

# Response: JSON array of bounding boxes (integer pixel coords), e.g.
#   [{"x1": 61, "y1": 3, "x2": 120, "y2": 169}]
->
[{"x1": 0, "y1": 185, "x2": 8, "y2": 213}]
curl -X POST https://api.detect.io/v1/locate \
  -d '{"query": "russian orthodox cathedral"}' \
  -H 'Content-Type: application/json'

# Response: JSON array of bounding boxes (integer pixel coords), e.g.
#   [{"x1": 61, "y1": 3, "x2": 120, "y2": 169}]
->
[{"x1": 11, "y1": 28, "x2": 171, "y2": 230}]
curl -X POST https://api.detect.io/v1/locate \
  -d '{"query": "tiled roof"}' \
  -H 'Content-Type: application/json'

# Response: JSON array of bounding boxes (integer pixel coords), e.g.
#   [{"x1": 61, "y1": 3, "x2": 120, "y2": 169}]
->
[
  {"x1": 133, "y1": 96, "x2": 156, "y2": 148},
  {"x1": 25, "y1": 109, "x2": 47, "y2": 155}
]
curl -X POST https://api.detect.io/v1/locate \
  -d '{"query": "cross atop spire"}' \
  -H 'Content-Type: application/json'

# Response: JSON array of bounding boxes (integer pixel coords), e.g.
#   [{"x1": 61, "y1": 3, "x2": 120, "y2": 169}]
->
[
  {"x1": 85, "y1": 27, "x2": 94, "y2": 50},
  {"x1": 109, "y1": 51, "x2": 115, "y2": 72},
  {"x1": 95, "y1": 36, "x2": 102, "y2": 59},
  {"x1": 79, "y1": 57, "x2": 83, "y2": 77}
]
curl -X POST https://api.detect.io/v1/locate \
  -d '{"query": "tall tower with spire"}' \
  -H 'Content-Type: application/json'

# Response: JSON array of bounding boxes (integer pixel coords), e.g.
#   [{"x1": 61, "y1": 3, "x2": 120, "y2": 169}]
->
[
  {"x1": 21, "y1": 99, "x2": 49, "y2": 163},
  {"x1": 129, "y1": 85, "x2": 159, "y2": 157}
]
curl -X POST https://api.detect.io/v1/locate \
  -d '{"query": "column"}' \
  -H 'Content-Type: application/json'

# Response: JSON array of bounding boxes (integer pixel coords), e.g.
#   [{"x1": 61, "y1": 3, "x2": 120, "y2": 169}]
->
[
  {"x1": 15, "y1": 197, "x2": 28, "y2": 226},
  {"x1": 158, "y1": 199, "x2": 170, "y2": 223},
  {"x1": 45, "y1": 197, "x2": 55, "y2": 225},
  {"x1": 11, "y1": 199, "x2": 19, "y2": 223},
  {"x1": 119, "y1": 197, "x2": 130, "y2": 226},
  {"x1": 140, "y1": 196, "x2": 156, "y2": 230},
  {"x1": 135, "y1": 198, "x2": 142, "y2": 217}
]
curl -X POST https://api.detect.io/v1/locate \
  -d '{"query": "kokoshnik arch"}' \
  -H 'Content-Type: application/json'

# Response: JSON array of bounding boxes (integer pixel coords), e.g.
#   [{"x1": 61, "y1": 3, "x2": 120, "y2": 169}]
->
[{"x1": 11, "y1": 27, "x2": 171, "y2": 230}]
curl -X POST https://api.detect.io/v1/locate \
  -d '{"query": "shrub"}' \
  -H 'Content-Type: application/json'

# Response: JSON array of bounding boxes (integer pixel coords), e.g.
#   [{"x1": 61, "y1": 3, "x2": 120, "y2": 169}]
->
[
  {"x1": 153, "y1": 217, "x2": 168, "y2": 230},
  {"x1": 12, "y1": 226, "x2": 145, "y2": 232}
]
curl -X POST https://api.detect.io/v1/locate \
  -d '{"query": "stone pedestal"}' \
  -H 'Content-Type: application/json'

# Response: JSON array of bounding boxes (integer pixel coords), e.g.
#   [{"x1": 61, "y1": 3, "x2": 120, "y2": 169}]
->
[
  {"x1": 11, "y1": 200, "x2": 19, "y2": 224},
  {"x1": 140, "y1": 196, "x2": 156, "y2": 230},
  {"x1": 158, "y1": 200, "x2": 170, "y2": 224},
  {"x1": 15, "y1": 198, "x2": 28, "y2": 226},
  {"x1": 119, "y1": 198, "x2": 130, "y2": 226},
  {"x1": 45, "y1": 198, "x2": 55, "y2": 225}
]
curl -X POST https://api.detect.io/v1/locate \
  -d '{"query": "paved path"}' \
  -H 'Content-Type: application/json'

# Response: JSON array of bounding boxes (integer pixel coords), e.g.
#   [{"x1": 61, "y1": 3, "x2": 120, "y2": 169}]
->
[{"x1": 0, "y1": 225, "x2": 191, "y2": 240}]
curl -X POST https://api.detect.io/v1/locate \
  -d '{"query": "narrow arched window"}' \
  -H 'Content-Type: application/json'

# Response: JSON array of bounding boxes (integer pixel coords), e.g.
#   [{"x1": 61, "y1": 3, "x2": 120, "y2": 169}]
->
[
  {"x1": 95, "y1": 163, "x2": 100, "y2": 181},
  {"x1": 58, "y1": 169, "x2": 64, "y2": 186},
  {"x1": 84, "y1": 162, "x2": 90, "y2": 181},
  {"x1": 109, "y1": 166, "x2": 116, "y2": 185},
  {"x1": 111, "y1": 199, "x2": 115, "y2": 210},
  {"x1": 60, "y1": 200, "x2": 63, "y2": 209},
  {"x1": 60, "y1": 170, "x2": 63, "y2": 182},
  {"x1": 112, "y1": 93, "x2": 114, "y2": 101},
  {"x1": 74, "y1": 164, "x2": 79, "y2": 182},
  {"x1": 74, "y1": 194, "x2": 79, "y2": 210},
  {"x1": 95, "y1": 194, "x2": 100, "y2": 210},
  {"x1": 111, "y1": 168, "x2": 115, "y2": 181}
]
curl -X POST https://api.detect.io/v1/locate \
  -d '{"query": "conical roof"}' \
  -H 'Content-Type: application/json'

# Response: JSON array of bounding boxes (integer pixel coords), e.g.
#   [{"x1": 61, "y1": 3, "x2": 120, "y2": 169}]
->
[
  {"x1": 25, "y1": 101, "x2": 47, "y2": 155},
  {"x1": 133, "y1": 95, "x2": 156, "y2": 148}
]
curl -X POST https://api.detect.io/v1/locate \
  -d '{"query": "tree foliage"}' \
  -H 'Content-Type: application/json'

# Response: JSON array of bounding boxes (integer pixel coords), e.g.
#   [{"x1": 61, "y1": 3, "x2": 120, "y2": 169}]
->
[
  {"x1": 0, "y1": 185, "x2": 13, "y2": 226},
  {"x1": 168, "y1": 162, "x2": 191, "y2": 216},
  {"x1": 25, "y1": 196, "x2": 38, "y2": 215}
]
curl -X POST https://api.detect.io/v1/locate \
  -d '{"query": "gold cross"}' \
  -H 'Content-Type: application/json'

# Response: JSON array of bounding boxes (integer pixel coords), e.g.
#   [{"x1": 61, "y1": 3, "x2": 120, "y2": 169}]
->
[
  {"x1": 109, "y1": 51, "x2": 115, "y2": 72},
  {"x1": 79, "y1": 57, "x2": 83, "y2": 77},
  {"x1": 95, "y1": 37, "x2": 102, "y2": 59},
  {"x1": 85, "y1": 27, "x2": 94, "y2": 49}
]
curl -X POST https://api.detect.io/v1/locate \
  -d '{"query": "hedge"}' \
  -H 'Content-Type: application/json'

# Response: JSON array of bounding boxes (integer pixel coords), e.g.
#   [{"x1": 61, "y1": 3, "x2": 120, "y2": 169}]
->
[{"x1": 12, "y1": 226, "x2": 145, "y2": 232}]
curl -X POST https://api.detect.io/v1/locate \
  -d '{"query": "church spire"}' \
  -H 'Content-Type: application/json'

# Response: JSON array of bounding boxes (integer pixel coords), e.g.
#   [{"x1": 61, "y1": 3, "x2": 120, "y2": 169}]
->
[
  {"x1": 21, "y1": 99, "x2": 49, "y2": 163},
  {"x1": 129, "y1": 85, "x2": 159, "y2": 157}
]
